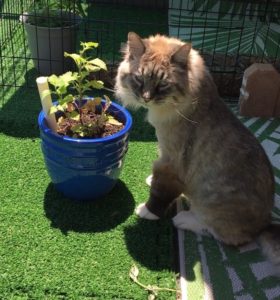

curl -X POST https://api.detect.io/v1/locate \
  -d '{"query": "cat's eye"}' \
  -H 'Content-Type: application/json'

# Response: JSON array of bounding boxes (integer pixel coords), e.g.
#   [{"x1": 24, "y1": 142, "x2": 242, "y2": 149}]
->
[
  {"x1": 158, "y1": 81, "x2": 169, "y2": 87},
  {"x1": 157, "y1": 81, "x2": 170, "y2": 90},
  {"x1": 132, "y1": 74, "x2": 143, "y2": 86}
]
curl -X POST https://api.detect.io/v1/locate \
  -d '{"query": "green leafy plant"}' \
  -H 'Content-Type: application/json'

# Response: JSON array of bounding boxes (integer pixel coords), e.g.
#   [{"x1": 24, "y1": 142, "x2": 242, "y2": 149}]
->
[
  {"x1": 27, "y1": 0, "x2": 87, "y2": 27},
  {"x1": 46, "y1": 41, "x2": 123, "y2": 138}
]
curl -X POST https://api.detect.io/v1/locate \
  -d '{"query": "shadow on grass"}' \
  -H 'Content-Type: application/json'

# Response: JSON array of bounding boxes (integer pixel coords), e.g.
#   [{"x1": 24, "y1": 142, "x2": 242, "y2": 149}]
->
[
  {"x1": 124, "y1": 218, "x2": 175, "y2": 271},
  {"x1": 84, "y1": 3, "x2": 168, "y2": 64},
  {"x1": 44, "y1": 180, "x2": 135, "y2": 234},
  {"x1": 0, "y1": 69, "x2": 41, "y2": 139},
  {"x1": 127, "y1": 107, "x2": 157, "y2": 142}
]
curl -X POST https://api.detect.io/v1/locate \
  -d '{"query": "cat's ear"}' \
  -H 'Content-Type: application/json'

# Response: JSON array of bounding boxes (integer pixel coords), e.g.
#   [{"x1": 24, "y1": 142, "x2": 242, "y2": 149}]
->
[
  {"x1": 171, "y1": 43, "x2": 192, "y2": 66},
  {"x1": 127, "y1": 32, "x2": 145, "y2": 59}
]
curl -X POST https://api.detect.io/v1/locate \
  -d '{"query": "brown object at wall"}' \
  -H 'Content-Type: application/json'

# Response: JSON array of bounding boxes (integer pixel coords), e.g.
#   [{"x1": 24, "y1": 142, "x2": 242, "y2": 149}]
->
[
  {"x1": 274, "y1": 85, "x2": 280, "y2": 116},
  {"x1": 239, "y1": 63, "x2": 280, "y2": 117}
]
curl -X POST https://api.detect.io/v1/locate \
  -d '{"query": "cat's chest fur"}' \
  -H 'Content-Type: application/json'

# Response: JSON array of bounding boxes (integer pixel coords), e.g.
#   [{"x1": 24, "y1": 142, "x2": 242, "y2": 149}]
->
[{"x1": 147, "y1": 107, "x2": 192, "y2": 177}]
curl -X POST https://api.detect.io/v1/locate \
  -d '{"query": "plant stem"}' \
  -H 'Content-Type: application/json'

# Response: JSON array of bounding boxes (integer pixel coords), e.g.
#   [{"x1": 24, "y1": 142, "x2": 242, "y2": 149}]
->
[
  {"x1": 132, "y1": 278, "x2": 180, "y2": 294},
  {"x1": 73, "y1": 99, "x2": 84, "y2": 126},
  {"x1": 77, "y1": 69, "x2": 84, "y2": 103}
]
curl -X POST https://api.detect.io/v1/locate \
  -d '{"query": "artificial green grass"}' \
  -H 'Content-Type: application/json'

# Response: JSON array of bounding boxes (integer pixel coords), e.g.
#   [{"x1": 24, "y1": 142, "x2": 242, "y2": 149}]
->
[
  {"x1": 0, "y1": 86, "x2": 177, "y2": 299},
  {"x1": 0, "y1": 4, "x2": 176, "y2": 298}
]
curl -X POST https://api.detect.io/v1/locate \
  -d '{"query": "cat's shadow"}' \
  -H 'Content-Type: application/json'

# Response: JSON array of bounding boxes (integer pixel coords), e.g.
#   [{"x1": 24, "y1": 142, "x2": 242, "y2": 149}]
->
[
  {"x1": 124, "y1": 216, "x2": 201, "y2": 278},
  {"x1": 124, "y1": 217, "x2": 179, "y2": 271},
  {"x1": 43, "y1": 180, "x2": 135, "y2": 234}
]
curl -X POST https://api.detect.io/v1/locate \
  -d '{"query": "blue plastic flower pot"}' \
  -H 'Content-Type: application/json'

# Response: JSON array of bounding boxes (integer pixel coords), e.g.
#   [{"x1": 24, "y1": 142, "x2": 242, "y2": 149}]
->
[{"x1": 38, "y1": 101, "x2": 132, "y2": 201}]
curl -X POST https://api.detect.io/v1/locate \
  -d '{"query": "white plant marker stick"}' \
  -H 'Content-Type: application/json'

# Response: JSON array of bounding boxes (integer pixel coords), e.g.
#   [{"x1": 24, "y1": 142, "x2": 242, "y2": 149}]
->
[{"x1": 36, "y1": 76, "x2": 57, "y2": 132}]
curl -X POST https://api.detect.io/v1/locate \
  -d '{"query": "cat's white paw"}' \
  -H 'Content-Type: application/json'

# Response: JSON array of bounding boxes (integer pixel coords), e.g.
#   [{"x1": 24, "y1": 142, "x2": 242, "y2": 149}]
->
[
  {"x1": 145, "y1": 174, "x2": 153, "y2": 187},
  {"x1": 135, "y1": 203, "x2": 159, "y2": 220},
  {"x1": 173, "y1": 211, "x2": 208, "y2": 235},
  {"x1": 173, "y1": 211, "x2": 189, "y2": 229}
]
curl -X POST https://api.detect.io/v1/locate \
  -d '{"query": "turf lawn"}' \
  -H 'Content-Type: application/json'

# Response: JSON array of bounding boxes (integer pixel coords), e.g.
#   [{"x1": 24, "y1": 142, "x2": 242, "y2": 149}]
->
[
  {"x1": 0, "y1": 3, "x2": 178, "y2": 298},
  {"x1": 0, "y1": 83, "x2": 179, "y2": 299}
]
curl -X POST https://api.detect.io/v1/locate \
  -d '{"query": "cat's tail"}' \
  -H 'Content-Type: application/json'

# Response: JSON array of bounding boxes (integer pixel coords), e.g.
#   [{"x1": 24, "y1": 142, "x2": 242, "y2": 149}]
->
[{"x1": 258, "y1": 224, "x2": 280, "y2": 275}]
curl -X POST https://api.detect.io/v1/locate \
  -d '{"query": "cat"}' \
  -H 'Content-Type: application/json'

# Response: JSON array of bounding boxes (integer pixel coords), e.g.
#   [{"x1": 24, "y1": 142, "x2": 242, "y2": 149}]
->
[{"x1": 115, "y1": 32, "x2": 280, "y2": 273}]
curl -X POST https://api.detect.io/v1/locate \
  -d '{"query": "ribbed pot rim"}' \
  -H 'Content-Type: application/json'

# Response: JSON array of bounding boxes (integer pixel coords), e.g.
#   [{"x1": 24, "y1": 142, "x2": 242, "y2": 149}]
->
[
  {"x1": 38, "y1": 100, "x2": 133, "y2": 145},
  {"x1": 20, "y1": 11, "x2": 82, "y2": 30}
]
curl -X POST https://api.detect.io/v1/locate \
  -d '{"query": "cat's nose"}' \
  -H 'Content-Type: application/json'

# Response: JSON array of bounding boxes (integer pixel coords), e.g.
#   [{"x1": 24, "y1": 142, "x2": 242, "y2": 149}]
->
[{"x1": 142, "y1": 91, "x2": 151, "y2": 102}]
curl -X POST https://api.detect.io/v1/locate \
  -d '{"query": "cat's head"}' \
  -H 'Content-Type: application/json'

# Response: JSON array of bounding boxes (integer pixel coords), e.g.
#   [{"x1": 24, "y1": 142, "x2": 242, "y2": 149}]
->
[{"x1": 115, "y1": 32, "x2": 196, "y2": 109}]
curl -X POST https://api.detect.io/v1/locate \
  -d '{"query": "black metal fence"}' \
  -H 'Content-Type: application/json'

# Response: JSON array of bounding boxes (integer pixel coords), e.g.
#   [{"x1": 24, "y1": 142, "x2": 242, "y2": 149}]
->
[
  {"x1": 0, "y1": 0, "x2": 280, "y2": 105},
  {"x1": 169, "y1": 0, "x2": 280, "y2": 97}
]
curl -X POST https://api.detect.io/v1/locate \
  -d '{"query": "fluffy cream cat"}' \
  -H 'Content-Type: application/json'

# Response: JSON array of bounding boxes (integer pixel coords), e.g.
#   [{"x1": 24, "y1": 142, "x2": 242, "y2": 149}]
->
[{"x1": 115, "y1": 32, "x2": 280, "y2": 273}]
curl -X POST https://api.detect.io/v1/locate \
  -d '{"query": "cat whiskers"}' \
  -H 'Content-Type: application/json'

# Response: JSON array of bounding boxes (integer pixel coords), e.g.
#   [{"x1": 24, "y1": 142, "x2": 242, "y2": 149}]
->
[
  {"x1": 191, "y1": 96, "x2": 199, "y2": 106},
  {"x1": 164, "y1": 95, "x2": 199, "y2": 124},
  {"x1": 174, "y1": 108, "x2": 198, "y2": 124},
  {"x1": 171, "y1": 100, "x2": 199, "y2": 125}
]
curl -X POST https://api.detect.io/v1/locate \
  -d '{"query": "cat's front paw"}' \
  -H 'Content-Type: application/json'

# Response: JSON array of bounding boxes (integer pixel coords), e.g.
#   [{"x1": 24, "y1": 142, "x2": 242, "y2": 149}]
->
[
  {"x1": 173, "y1": 211, "x2": 209, "y2": 235},
  {"x1": 173, "y1": 211, "x2": 189, "y2": 229},
  {"x1": 135, "y1": 203, "x2": 160, "y2": 220},
  {"x1": 145, "y1": 174, "x2": 153, "y2": 187}
]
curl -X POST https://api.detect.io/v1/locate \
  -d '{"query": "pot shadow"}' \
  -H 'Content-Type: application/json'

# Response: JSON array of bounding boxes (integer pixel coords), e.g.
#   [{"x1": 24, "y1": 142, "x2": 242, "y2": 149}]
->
[
  {"x1": 124, "y1": 218, "x2": 176, "y2": 271},
  {"x1": 128, "y1": 107, "x2": 157, "y2": 142},
  {"x1": 0, "y1": 68, "x2": 41, "y2": 139},
  {"x1": 44, "y1": 180, "x2": 135, "y2": 234}
]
